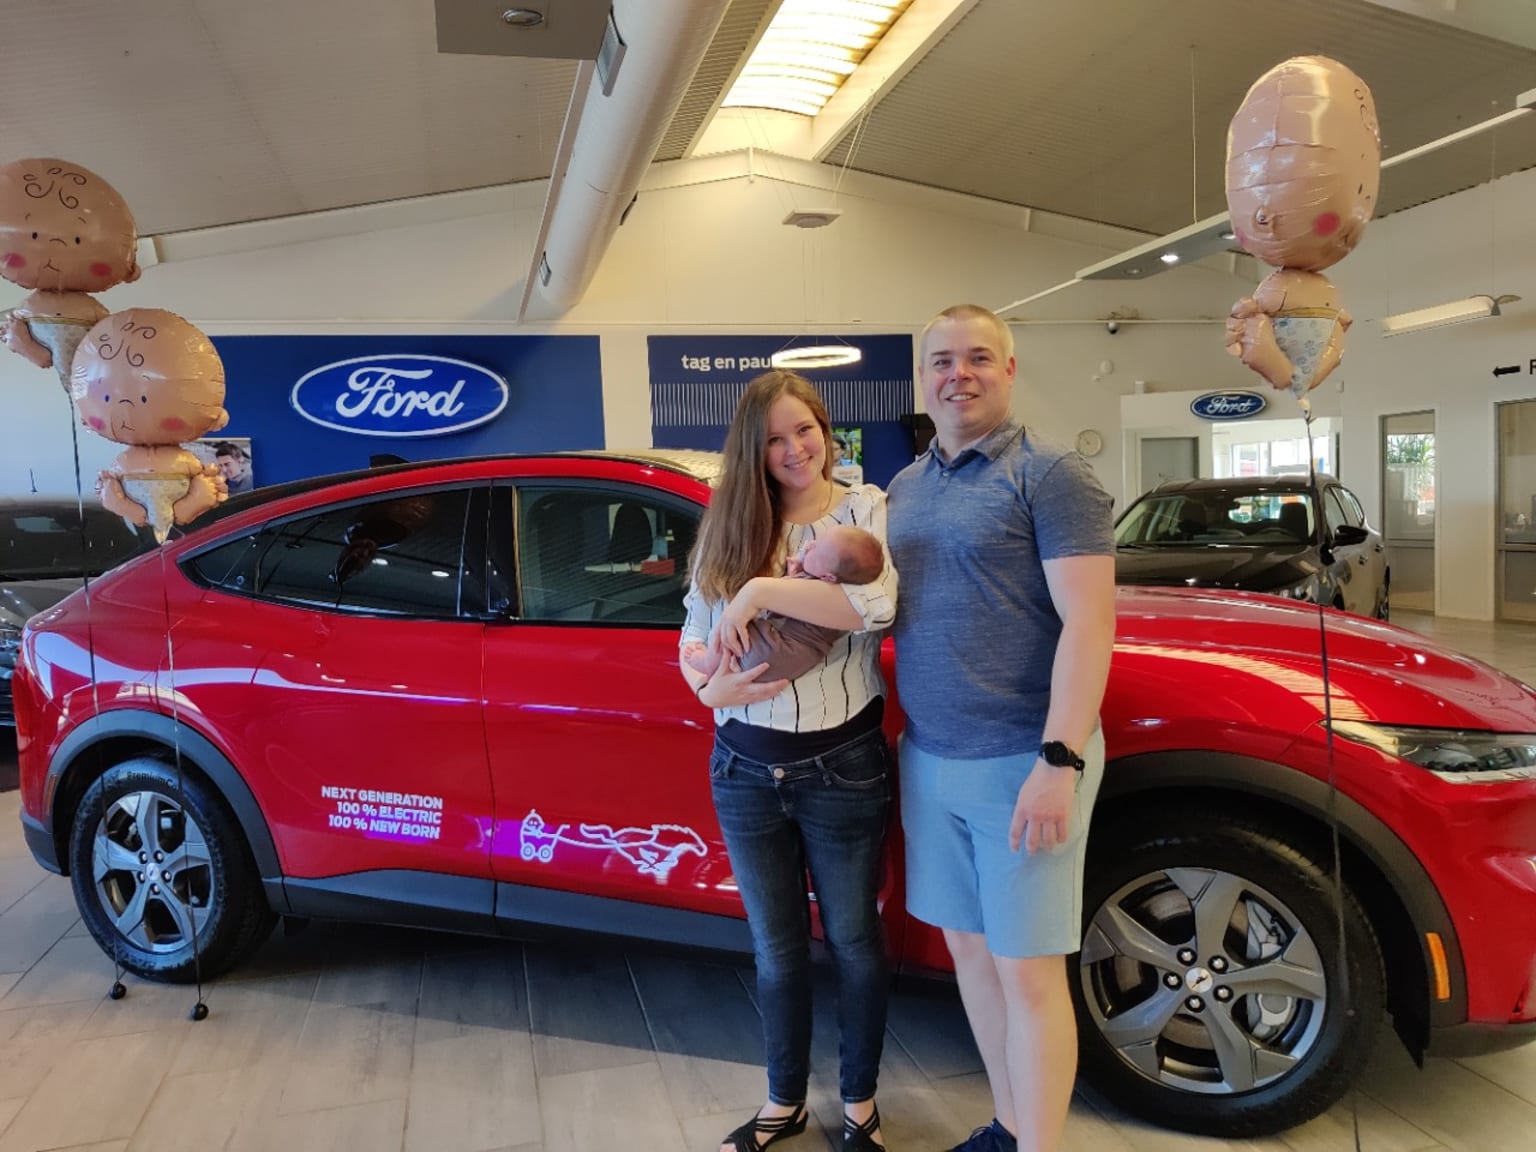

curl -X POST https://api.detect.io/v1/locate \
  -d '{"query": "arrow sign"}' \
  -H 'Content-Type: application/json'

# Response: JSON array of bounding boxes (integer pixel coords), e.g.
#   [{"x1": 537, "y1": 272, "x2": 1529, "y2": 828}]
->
[{"x1": 1493, "y1": 364, "x2": 1520, "y2": 377}]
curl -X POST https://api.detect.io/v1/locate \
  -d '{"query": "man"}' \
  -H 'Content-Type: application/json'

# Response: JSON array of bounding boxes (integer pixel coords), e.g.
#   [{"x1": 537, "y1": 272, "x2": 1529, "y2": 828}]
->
[
  {"x1": 212, "y1": 440, "x2": 253, "y2": 494},
  {"x1": 886, "y1": 304, "x2": 1116, "y2": 1152}
]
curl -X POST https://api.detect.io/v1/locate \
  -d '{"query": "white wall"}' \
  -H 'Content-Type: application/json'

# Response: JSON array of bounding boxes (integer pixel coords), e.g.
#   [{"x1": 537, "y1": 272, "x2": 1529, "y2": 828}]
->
[
  {"x1": 1333, "y1": 165, "x2": 1536, "y2": 619},
  {"x1": 1, "y1": 154, "x2": 1259, "y2": 510}
]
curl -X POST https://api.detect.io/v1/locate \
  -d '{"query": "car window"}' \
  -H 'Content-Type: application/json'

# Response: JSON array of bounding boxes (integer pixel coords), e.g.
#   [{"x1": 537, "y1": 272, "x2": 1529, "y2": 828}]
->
[
  {"x1": 192, "y1": 489, "x2": 475, "y2": 618},
  {"x1": 514, "y1": 486, "x2": 698, "y2": 626},
  {"x1": 1116, "y1": 491, "x2": 1313, "y2": 546},
  {"x1": 0, "y1": 504, "x2": 153, "y2": 580},
  {"x1": 1339, "y1": 486, "x2": 1367, "y2": 527},
  {"x1": 1323, "y1": 488, "x2": 1351, "y2": 534}
]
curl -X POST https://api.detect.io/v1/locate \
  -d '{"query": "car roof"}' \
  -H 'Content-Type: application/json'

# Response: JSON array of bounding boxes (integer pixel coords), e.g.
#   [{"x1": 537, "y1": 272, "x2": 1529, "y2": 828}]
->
[
  {"x1": 177, "y1": 449, "x2": 724, "y2": 535},
  {"x1": 0, "y1": 494, "x2": 108, "y2": 511},
  {"x1": 1149, "y1": 474, "x2": 1341, "y2": 494}
]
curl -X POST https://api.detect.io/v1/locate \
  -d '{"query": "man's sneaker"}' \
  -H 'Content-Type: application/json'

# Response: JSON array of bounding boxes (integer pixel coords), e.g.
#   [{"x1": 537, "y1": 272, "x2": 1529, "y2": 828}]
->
[{"x1": 949, "y1": 1119, "x2": 1017, "y2": 1152}]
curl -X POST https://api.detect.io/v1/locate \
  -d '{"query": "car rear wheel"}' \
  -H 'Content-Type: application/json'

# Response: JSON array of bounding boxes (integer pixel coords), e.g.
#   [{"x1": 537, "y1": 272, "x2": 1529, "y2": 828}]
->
[
  {"x1": 1073, "y1": 809, "x2": 1384, "y2": 1137},
  {"x1": 68, "y1": 758, "x2": 275, "y2": 982}
]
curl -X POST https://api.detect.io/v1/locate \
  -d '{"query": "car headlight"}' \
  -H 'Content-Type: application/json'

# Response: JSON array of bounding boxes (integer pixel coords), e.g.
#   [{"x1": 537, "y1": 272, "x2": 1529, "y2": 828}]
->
[{"x1": 1333, "y1": 721, "x2": 1536, "y2": 783}]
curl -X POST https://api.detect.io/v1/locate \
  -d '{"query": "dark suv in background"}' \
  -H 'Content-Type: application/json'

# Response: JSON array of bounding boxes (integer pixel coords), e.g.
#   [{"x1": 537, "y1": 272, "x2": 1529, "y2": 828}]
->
[
  {"x1": 1, "y1": 496, "x2": 154, "y2": 724},
  {"x1": 1114, "y1": 475, "x2": 1390, "y2": 618}
]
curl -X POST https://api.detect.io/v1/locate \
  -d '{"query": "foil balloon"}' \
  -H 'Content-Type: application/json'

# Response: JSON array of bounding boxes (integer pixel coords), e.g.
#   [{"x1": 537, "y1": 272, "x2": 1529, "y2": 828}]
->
[
  {"x1": 0, "y1": 159, "x2": 141, "y2": 391},
  {"x1": 72, "y1": 309, "x2": 229, "y2": 542},
  {"x1": 1224, "y1": 56, "x2": 1381, "y2": 404}
]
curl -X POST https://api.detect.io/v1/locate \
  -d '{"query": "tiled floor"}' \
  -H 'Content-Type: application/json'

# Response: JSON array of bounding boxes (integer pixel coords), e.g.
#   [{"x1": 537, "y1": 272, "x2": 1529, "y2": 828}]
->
[{"x1": 1, "y1": 613, "x2": 1535, "y2": 1151}]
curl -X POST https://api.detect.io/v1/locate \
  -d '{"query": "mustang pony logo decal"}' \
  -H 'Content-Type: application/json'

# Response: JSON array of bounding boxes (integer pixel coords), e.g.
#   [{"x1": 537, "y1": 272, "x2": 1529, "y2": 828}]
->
[{"x1": 518, "y1": 810, "x2": 706, "y2": 878}]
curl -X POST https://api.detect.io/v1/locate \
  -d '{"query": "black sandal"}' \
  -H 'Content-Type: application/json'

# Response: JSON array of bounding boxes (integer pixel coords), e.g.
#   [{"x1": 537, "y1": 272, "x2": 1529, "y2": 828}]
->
[
  {"x1": 721, "y1": 1104, "x2": 808, "y2": 1152},
  {"x1": 843, "y1": 1104, "x2": 886, "y2": 1152}
]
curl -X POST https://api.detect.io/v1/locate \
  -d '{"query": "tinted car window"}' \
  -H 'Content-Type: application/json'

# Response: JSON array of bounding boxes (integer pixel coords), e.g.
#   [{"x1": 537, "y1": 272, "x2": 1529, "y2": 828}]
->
[
  {"x1": 1323, "y1": 488, "x2": 1351, "y2": 534},
  {"x1": 1116, "y1": 489, "x2": 1315, "y2": 546},
  {"x1": 1339, "y1": 486, "x2": 1367, "y2": 527},
  {"x1": 514, "y1": 486, "x2": 698, "y2": 626},
  {"x1": 193, "y1": 489, "x2": 474, "y2": 617},
  {"x1": 0, "y1": 504, "x2": 153, "y2": 580}
]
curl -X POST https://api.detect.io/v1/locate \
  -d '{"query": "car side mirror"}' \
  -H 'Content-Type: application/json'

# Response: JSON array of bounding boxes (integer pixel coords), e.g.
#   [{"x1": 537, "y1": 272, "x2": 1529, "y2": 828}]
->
[{"x1": 1332, "y1": 524, "x2": 1369, "y2": 547}]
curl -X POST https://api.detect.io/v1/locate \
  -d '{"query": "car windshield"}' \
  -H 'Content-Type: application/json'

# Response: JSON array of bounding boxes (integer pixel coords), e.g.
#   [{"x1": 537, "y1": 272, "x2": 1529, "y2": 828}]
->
[
  {"x1": 0, "y1": 505, "x2": 155, "y2": 580},
  {"x1": 1115, "y1": 489, "x2": 1316, "y2": 548}
]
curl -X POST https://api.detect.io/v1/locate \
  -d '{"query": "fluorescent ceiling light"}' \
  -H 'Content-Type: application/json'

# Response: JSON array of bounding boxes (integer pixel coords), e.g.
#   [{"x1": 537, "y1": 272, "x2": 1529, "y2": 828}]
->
[
  {"x1": 770, "y1": 344, "x2": 863, "y2": 369},
  {"x1": 1380, "y1": 294, "x2": 1519, "y2": 336},
  {"x1": 723, "y1": 0, "x2": 912, "y2": 117}
]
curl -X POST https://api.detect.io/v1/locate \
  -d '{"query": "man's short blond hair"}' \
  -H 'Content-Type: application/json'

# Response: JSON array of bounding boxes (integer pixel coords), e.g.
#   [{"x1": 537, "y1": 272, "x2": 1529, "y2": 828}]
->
[{"x1": 918, "y1": 304, "x2": 1014, "y2": 364}]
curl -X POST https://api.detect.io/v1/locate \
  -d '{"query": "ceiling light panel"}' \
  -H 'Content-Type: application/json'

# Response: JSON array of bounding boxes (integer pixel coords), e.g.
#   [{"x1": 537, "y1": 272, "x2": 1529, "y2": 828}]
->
[{"x1": 723, "y1": 0, "x2": 912, "y2": 117}]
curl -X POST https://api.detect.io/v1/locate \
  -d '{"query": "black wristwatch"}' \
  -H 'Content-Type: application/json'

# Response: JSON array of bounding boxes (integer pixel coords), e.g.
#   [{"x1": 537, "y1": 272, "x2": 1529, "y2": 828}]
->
[{"x1": 1040, "y1": 741, "x2": 1086, "y2": 772}]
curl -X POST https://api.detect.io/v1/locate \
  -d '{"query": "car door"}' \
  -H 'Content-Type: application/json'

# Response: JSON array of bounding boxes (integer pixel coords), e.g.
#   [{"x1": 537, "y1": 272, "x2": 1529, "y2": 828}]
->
[
  {"x1": 1339, "y1": 484, "x2": 1388, "y2": 615},
  {"x1": 1323, "y1": 485, "x2": 1370, "y2": 615},
  {"x1": 192, "y1": 485, "x2": 495, "y2": 890},
  {"x1": 480, "y1": 477, "x2": 731, "y2": 916}
]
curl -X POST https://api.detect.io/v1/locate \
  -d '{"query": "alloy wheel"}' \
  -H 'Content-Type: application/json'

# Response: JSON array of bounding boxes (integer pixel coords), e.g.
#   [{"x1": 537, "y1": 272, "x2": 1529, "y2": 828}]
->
[{"x1": 92, "y1": 789, "x2": 215, "y2": 952}]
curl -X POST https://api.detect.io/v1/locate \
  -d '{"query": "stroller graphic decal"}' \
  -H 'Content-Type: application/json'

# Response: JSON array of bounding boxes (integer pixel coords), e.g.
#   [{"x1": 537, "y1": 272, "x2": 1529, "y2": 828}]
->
[{"x1": 517, "y1": 810, "x2": 707, "y2": 878}]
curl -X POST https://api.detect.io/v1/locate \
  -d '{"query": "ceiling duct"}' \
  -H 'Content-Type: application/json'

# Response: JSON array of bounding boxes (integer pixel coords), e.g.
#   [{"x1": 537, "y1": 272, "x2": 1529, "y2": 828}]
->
[{"x1": 520, "y1": 0, "x2": 733, "y2": 319}]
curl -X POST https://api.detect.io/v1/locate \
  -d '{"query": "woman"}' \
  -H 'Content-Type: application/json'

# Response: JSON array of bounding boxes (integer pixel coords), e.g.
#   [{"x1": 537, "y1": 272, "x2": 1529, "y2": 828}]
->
[{"x1": 680, "y1": 370, "x2": 898, "y2": 1152}]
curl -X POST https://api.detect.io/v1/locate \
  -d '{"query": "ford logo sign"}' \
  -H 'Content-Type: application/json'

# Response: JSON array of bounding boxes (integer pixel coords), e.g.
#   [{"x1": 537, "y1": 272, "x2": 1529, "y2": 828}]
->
[
  {"x1": 290, "y1": 355, "x2": 509, "y2": 438},
  {"x1": 1190, "y1": 390, "x2": 1268, "y2": 421}
]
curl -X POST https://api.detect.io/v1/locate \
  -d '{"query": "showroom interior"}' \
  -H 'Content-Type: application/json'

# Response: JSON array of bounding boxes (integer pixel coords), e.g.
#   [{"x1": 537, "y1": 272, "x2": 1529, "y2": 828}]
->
[{"x1": 3, "y1": 1, "x2": 1536, "y2": 1150}]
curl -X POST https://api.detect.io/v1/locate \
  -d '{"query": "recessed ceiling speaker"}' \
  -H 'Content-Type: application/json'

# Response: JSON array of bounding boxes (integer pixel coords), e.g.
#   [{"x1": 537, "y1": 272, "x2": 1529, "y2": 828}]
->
[{"x1": 436, "y1": 0, "x2": 611, "y2": 59}]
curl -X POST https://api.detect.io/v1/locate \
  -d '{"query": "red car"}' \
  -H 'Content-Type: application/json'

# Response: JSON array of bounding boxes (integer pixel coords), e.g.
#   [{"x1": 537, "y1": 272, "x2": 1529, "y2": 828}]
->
[{"x1": 14, "y1": 451, "x2": 1536, "y2": 1137}]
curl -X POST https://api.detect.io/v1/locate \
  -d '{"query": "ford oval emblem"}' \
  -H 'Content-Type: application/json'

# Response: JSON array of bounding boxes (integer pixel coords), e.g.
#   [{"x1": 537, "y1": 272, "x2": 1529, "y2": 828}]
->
[
  {"x1": 290, "y1": 354, "x2": 509, "y2": 438},
  {"x1": 1190, "y1": 390, "x2": 1268, "y2": 421}
]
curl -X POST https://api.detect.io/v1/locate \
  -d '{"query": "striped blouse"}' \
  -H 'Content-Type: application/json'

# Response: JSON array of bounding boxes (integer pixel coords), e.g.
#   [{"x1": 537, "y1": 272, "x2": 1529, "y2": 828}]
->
[{"x1": 680, "y1": 483, "x2": 897, "y2": 733}]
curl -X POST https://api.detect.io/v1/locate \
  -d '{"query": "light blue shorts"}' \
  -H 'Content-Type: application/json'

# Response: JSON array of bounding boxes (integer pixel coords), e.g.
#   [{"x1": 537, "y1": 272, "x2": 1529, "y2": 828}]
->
[{"x1": 899, "y1": 729, "x2": 1105, "y2": 959}]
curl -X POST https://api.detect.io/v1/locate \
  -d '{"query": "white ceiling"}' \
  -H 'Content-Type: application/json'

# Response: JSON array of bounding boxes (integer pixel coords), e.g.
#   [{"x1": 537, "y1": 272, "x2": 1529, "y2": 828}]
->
[{"x1": 3, "y1": 0, "x2": 1534, "y2": 243}]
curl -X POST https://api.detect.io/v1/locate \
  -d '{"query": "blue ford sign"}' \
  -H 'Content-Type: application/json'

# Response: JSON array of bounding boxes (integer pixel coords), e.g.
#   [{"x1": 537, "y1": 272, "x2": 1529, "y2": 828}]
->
[
  {"x1": 290, "y1": 354, "x2": 509, "y2": 438},
  {"x1": 1190, "y1": 390, "x2": 1268, "y2": 421}
]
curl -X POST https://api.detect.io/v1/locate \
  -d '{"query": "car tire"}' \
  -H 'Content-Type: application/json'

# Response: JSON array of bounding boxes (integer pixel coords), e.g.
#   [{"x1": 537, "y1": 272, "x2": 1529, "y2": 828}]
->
[
  {"x1": 1072, "y1": 808, "x2": 1384, "y2": 1138},
  {"x1": 68, "y1": 757, "x2": 276, "y2": 982},
  {"x1": 1375, "y1": 580, "x2": 1390, "y2": 621}
]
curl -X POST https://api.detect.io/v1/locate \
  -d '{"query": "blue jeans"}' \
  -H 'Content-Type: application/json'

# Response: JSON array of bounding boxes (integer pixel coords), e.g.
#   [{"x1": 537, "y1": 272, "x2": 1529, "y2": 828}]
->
[{"x1": 709, "y1": 726, "x2": 893, "y2": 1105}]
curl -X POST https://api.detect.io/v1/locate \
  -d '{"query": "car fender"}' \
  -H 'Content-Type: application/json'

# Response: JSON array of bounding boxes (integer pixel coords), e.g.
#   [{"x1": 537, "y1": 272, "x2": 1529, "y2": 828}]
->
[
  {"x1": 1098, "y1": 749, "x2": 1465, "y2": 1043},
  {"x1": 42, "y1": 709, "x2": 284, "y2": 898}
]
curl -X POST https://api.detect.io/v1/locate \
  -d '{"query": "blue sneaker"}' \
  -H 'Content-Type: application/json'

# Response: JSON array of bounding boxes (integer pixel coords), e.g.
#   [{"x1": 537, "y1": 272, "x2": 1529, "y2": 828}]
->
[{"x1": 949, "y1": 1119, "x2": 1016, "y2": 1152}]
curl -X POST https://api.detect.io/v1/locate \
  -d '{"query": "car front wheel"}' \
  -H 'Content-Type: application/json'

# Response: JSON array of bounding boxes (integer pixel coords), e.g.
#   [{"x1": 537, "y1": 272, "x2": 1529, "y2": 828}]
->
[
  {"x1": 1073, "y1": 809, "x2": 1385, "y2": 1137},
  {"x1": 68, "y1": 757, "x2": 275, "y2": 982}
]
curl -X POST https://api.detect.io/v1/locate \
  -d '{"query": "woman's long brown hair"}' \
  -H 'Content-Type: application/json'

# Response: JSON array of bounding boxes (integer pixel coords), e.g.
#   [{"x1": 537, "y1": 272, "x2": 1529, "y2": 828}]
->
[{"x1": 689, "y1": 369, "x2": 833, "y2": 602}]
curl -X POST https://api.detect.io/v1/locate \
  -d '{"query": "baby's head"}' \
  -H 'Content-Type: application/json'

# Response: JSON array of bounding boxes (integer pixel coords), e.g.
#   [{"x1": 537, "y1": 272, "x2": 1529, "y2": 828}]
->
[{"x1": 799, "y1": 525, "x2": 883, "y2": 584}]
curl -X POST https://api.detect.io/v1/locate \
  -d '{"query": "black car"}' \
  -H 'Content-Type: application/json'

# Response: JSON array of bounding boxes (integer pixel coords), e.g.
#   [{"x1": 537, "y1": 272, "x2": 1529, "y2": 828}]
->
[
  {"x1": 1114, "y1": 475, "x2": 1390, "y2": 618},
  {"x1": 0, "y1": 496, "x2": 155, "y2": 723}
]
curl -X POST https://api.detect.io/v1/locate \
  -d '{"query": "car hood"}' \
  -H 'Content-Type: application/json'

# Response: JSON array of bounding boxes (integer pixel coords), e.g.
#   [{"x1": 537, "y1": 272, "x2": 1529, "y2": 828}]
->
[
  {"x1": 0, "y1": 578, "x2": 81, "y2": 630},
  {"x1": 1113, "y1": 587, "x2": 1536, "y2": 732},
  {"x1": 1115, "y1": 546, "x2": 1312, "y2": 590}
]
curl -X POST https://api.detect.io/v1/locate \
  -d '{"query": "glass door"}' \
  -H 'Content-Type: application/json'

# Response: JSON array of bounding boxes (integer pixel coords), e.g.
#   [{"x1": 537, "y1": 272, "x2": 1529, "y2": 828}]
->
[
  {"x1": 1381, "y1": 412, "x2": 1437, "y2": 614},
  {"x1": 1497, "y1": 400, "x2": 1536, "y2": 621}
]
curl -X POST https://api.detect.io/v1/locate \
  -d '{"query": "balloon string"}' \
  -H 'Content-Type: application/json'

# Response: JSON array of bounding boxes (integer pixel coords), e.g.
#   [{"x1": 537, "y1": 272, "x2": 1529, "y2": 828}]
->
[
  {"x1": 65, "y1": 388, "x2": 126, "y2": 1002},
  {"x1": 1305, "y1": 408, "x2": 1360, "y2": 1152}
]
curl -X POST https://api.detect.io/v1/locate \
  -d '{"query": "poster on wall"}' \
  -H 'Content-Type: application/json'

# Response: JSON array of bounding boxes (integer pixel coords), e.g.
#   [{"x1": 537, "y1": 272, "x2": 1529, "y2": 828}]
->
[
  {"x1": 208, "y1": 335, "x2": 604, "y2": 486},
  {"x1": 647, "y1": 335, "x2": 914, "y2": 488},
  {"x1": 831, "y1": 426, "x2": 863, "y2": 485},
  {"x1": 188, "y1": 436, "x2": 255, "y2": 494}
]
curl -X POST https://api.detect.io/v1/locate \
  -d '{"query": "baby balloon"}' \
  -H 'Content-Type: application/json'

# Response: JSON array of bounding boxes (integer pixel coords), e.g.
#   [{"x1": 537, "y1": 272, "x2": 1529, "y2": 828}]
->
[
  {"x1": 1224, "y1": 57, "x2": 1381, "y2": 405},
  {"x1": 72, "y1": 309, "x2": 229, "y2": 542},
  {"x1": 0, "y1": 158, "x2": 141, "y2": 392}
]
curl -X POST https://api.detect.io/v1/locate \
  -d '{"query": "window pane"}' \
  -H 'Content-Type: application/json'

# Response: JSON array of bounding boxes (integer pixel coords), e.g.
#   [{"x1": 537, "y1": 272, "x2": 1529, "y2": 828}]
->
[
  {"x1": 255, "y1": 489, "x2": 471, "y2": 617},
  {"x1": 0, "y1": 504, "x2": 153, "y2": 579},
  {"x1": 516, "y1": 487, "x2": 698, "y2": 626}
]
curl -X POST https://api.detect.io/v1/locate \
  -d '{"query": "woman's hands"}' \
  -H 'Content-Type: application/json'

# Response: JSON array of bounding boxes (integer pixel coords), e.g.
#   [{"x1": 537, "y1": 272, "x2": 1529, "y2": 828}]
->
[
  {"x1": 696, "y1": 650, "x2": 788, "y2": 709},
  {"x1": 716, "y1": 577, "x2": 767, "y2": 657}
]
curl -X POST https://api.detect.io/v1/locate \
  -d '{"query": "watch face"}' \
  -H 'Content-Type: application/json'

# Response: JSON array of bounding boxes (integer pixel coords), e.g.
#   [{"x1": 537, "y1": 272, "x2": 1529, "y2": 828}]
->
[{"x1": 1076, "y1": 429, "x2": 1104, "y2": 458}]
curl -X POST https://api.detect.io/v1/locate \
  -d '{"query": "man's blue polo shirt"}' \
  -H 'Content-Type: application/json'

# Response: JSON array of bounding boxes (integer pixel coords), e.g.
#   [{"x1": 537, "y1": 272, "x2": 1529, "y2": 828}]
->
[{"x1": 886, "y1": 419, "x2": 1114, "y2": 758}]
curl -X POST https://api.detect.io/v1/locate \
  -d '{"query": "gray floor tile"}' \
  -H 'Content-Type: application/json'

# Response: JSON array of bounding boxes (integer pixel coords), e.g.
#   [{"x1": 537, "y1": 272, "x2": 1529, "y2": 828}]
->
[
  {"x1": 0, "y1": 975, "x2": 17, "y2": 1003},
  {"x1": 0, "y1": 1029, "x2": 184, "y2": 1152},
  {"x1": 0, "y1": 873, "x2": 80, "y2": 975},
  {"x1": 257, "y1": 1098, "x2": 407, "y2": 1152},
  {"x1": 125, "y1": 1062, "x2": 289, "y2": 1152},
  {"x1": 1357, "y1": 1039, "x2": 1536, "y2": 1152},
  {"x1": 1457, "y1": 1037, "x2": 1536, "y2": 1107},
  {"x1": 0, "y1": 857, "x2": 44, "y2": 919},
  {"x1": 46, "y1": 1143, "x2": 130, "y2": 1152},
  {"x1": 1279, "y1": 1092, "x2": 1444, "y2": 1152},
  {"x1": 312, "y1": 925, "x2": 425, "y2": 1008},
  {"x1": 537, "y1": 1061, "x2": 685, "y2": 1152},
  {"x1": 164, "y1": 972, "x2": 317, "y2": 1077},
  {"x1": 0, "y1": 1098, "x2": 21, "y2": 1141},
  {"x1": 0, "y1": 998, "x2": 98, "y2": 1099},
  {"x1": 886, "y1": 987, "x2": 984, "y2": 1080},
  {"x1": 277, "y1": 1000, "x2": 416, "y2": 1115},
  {"x1": 526, "y1": 941, "x2": 654, "y2": 1077},
  {"x1": 629, "y1": 953, "x2": 766, "y2": 1120},
  {"x1": 0, "y1": 935, "x2": 126, "y2": 1010}
]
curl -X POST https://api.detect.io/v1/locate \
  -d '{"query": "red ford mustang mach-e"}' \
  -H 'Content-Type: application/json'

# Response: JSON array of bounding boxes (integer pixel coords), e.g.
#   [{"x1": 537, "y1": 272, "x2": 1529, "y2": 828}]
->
[{"x1": 14, "y1": 451, "x2": 1536, "y2": 1136}]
